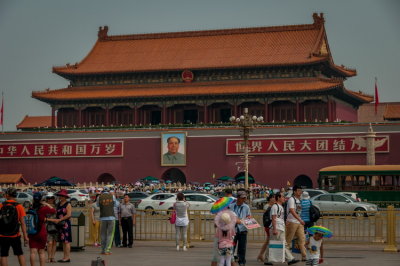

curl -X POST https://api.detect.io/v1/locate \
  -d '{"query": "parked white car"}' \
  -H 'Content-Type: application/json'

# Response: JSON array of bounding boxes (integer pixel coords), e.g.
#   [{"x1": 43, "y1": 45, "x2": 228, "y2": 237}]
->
[
  {"x1": 157, "y1": 193, "x2": 218, "y2": 213},
  {"x1": 67, "y1": 189, "x2": 90, "y2": 207},
  {"x1": 137, "y1": 193, "x2": 176, "y2": 212},
  {"x1": 16, "y1": 192, "x2": 33, "y2": 208}
]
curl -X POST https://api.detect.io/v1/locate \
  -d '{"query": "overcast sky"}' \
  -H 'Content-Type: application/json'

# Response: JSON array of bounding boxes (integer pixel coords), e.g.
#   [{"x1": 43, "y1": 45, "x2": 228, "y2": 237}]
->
[{"x1": 0, "y1": 0, "x2": 399, "y2": 131}]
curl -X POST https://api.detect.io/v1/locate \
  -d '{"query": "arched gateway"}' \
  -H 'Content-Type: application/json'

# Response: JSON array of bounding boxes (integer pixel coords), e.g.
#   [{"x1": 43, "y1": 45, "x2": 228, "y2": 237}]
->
[
  {"x1": 162, "y1": 168, "x2": 186, "y2": 184},
  {"x1": 294, "y1": 175, "x2": 313, "y2": 188},
  {"x1": 97, "y1": 173, "x2": 116, "y2": 184}
]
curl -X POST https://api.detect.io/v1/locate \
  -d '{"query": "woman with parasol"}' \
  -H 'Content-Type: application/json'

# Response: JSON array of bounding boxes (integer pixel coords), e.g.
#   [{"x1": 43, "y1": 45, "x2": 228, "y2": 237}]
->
[{"x1": 305, "y1": 226, "x2": 333, "y2": 266}]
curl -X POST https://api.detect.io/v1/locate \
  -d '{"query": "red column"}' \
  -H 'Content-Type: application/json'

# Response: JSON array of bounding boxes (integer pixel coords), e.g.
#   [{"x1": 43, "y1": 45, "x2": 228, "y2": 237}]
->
[
  {"x1": 105, "y1": 107, "x2": 110, "y2": 126},
  {"x1": 51, "y1": 106, "x2": 56, "y2": 128},
  {"x1": 134, "y1": 106, "x2": 138, "y2": 125},
  {"x1": 78, "y1": 108, "x2": 82, "y2": 127},
  {"x1": 203, "y1": 105, "x2": 208, "y2": 123},
  {"x1": 162, "y1": 105, "x2": 167, "y2": 124},
  {"x1": 264, "y1": 102, "x2": 269, "y2": 122},
  {"x1": 296, "y1": 100, "x2": 300, "y2": 122},
  {"x1": 327, "y1": 99, "x2": 332, "y2": 122}
]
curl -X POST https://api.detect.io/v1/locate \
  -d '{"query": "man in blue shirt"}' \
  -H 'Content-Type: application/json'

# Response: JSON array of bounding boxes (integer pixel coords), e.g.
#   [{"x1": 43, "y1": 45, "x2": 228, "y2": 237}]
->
[{"x1": 230, "y1": 190, "x2": 251, "y2": 266}]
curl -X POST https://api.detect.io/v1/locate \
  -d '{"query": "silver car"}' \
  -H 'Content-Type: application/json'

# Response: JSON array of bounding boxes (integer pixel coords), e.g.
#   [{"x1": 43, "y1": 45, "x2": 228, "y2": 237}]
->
[
  {"x1": 16, "y1": 192, "x2": 33, "y2": 208},
  {"x1": 311, "y1": 193, "x2": 378, "y2": 217}
]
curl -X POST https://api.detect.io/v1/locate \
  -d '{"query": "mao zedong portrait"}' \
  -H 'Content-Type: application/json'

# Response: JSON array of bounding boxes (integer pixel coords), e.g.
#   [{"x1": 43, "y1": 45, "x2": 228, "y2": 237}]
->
[{"x1": 162, "y1": 136, "x2": 185, "y2": 165}]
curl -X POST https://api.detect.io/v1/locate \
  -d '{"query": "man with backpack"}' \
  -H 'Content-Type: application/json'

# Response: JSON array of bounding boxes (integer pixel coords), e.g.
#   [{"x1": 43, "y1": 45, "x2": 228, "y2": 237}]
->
[
  {"x1": 285, "y1": 185, "x2": 307, "y2": 261},
  {"x1": 265, "y1": 192, "x2": 298, "y2": 265},
  {"x1": 0, "y1": 187, "x2": 28, "y2": 266}
]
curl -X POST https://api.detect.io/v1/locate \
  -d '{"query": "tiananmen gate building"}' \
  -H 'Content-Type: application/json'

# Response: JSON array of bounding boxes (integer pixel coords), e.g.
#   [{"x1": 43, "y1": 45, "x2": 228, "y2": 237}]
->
[{"x1": 2, "y1": 13, "x2": 400, "y2": 188}]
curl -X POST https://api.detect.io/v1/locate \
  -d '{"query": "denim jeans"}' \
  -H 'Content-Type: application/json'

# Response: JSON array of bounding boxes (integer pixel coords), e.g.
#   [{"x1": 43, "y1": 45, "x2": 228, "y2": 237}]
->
[{"x1": 175, "y1": 225, "x2": 187, "y2": 246}]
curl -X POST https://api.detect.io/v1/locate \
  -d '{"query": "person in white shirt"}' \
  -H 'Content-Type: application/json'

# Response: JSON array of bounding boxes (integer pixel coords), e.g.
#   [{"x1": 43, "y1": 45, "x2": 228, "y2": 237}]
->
[
  {"x1": 265, "y1": 192, "x2": 298, "y2": 265},
  {"x1": 285, "y1": 185, "x2": 307, "y2": 261}
]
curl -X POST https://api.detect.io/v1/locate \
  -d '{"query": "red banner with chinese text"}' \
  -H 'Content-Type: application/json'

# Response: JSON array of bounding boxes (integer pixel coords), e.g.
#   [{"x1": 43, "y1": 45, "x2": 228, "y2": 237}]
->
[
  {"x1": 226, "y1": 136, "x2": 389, "y2": 155},
  {"x1": 0, "y1": 141, "x2": 123, "y2": 158}
]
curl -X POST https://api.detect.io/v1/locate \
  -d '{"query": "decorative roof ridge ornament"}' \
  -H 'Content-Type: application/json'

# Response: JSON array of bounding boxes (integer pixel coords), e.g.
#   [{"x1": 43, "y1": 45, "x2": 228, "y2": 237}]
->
[
  {"x1": 312, "y1": 13, "x2": 325, "y2": 27},
  {"x1": 98, "y1": 26, "x2": 109, "y2": 40}
]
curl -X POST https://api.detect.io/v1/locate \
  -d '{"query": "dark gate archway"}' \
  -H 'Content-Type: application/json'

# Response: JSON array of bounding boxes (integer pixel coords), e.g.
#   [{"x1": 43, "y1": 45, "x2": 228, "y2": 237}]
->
[
  {"x1": 97, "y1": 173, "x2": 116, "y2": 184},
  {"x1": 294, "y1": 175, "x2": 313, "y2": 188},
  {"x1": 234, "y1": 172, "x2": 255, "y2": 184},
  {"x1": 162, "y1": 168, "x2": 186, "y2": 184}
]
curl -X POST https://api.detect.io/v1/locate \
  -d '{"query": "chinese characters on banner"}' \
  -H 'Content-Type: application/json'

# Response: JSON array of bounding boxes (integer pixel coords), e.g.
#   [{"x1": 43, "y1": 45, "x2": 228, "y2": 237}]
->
[
  {"x1": 0, "y1": 141, "x2": 123, "y2": 158},
  {"x1": 226, "y1": 136, "x2": 389, "y2": 155}
]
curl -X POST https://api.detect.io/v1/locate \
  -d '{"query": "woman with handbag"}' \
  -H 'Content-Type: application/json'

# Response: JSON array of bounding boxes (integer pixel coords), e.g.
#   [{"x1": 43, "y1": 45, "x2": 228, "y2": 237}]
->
[
  {"x1": 173, "y1": 192, "x2": 190, "y2": 251},
  {"x1": 47, "y1": 189, "x2": 72, "y2": 263},
  {"x1": 28, "y1": 192, "x2": 56, "y2": 266}
]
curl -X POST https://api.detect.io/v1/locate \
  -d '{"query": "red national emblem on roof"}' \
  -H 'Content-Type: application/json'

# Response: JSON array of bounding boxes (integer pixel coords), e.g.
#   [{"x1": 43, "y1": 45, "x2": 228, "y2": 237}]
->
[{"x1": 181, "y1": 70, "x2": 194, "y2": 83}]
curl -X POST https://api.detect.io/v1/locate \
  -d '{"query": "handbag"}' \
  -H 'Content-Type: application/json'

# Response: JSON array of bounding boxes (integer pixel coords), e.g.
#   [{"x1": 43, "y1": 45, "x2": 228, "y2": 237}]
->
[
  {"x1": 268, "y1": 240, "x2": 285, "y2": 263},
  {"x1": 56, "y1": 220, "x2": 66, "y2": 229},
  {"x1": 46, "y1": 222, "x2": 58, "y2": 234},
  {"x1": 169, "y1": 211, "x2": 176, "y2": 224},
  {"x1": 91, "y1": 257, "x2": 105, "y2": 266}
]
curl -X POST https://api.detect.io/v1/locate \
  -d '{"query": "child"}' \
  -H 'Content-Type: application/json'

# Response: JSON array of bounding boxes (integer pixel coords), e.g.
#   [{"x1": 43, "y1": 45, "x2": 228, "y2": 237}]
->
[
  {"x1": 215, "y1": 210, "x2": 236, "y2": 266},
  {"x1": 305, "y1": 232, "x2": 324, "y2": 266}
]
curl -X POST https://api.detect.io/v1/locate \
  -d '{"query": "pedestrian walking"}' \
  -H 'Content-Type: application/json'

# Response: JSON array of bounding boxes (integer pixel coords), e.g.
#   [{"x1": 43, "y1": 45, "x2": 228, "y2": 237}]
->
[
  {"x1": 111, "y1": 190, "x2": 121, "y2": 248},
  {"x1": 285, "y1": 185, "x2": 307, "y2": 261},
  {"x1": 28, "y1": 192, "x2": 56, "y2": 266},
  {"x1": 173, "y1": 192, "x2": 189, "y2": 251},
  {"x1": 257, "y1": 194, "x2": 275, "y2": 263},
  {"x1": 0, "y1": 187, "x2": 29, "y2": 266},
  {"x1": 97, "y1": 187, "x2": 118, "y2": 255},
  {"x1": 300, "y1": 192, "x2": 313, "y2": 231},
  {"x1": 265, "y1": 192, "x2": 298, "y2": 265},
  {"x1": 90, "y1": 194, "x2": 101, "y2": 247},
  {"x1": 230, "y1": 190, "x2": 251, "y2": 266},
  {"x1": 118, "y1": 194, "x2": 136, "y2": 248}
]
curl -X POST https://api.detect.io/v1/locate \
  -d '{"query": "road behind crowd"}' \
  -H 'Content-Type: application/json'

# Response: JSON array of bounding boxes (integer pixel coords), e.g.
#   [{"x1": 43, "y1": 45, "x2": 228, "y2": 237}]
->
[{"x1": 7, "y1": 241, "x2": 400, "y2": 266}]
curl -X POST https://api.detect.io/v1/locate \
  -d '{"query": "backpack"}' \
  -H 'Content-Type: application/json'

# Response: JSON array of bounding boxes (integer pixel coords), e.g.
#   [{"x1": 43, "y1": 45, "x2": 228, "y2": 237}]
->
[
  {"x1": 0, "y1": 201, "x2": 20, "y2": 236},
  {"x1": 262, "y1": 206, "x2": 272, "y2": 227},
  {"x1": 309, "y1": 204, "x2": 321, "y2": 223},
  {"x1": 25, "y1": 208, "x2": 40, "y2": 235}
]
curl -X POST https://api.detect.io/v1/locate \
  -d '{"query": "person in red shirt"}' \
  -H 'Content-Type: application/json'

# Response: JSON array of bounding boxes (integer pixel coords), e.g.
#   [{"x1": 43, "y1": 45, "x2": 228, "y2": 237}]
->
[
  {"x1": 0, "y1": 187, "x2": 28, "y2": 266},
  {"x1": 28, "y1": 192, "x2": 56, "y2": 266}
]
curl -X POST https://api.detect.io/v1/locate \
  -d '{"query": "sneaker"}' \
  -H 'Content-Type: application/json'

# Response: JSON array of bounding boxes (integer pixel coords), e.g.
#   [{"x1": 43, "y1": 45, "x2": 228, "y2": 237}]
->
[
  {"x1": 176, "y1": 245, "x2": 180, "y2": 251},
  {"x1": 288, "y1": 259, "x2": 299, "y2": 265},
  {"x1": 183, "y1": 246, "x2": 187, "y2": 251}
]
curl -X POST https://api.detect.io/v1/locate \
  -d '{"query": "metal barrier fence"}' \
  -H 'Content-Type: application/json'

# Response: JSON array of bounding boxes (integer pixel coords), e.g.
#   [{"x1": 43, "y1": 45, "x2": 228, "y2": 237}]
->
[{"x1": 80, "y1": 207, "x2": 399, "y2": 252}]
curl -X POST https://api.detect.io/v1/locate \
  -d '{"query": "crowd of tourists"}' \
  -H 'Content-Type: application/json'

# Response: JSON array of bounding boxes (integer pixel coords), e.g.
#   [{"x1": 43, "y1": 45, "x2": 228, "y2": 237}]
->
[{"x1": 0, "y1": 184, "x2": 328, "y2": 266}]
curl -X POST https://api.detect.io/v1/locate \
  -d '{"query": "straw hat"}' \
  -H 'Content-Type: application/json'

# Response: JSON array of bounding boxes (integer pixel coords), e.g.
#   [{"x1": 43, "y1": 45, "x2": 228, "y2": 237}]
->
[{"x1": 215, "y1": 210, "x2": 237, "y2": 231}]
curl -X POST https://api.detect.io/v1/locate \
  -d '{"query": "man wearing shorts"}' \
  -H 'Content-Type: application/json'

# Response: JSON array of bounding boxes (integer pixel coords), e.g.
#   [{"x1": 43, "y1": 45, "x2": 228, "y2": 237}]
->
[{"x1": 0, "y1": 187, "x2": 29, "y2": 266}]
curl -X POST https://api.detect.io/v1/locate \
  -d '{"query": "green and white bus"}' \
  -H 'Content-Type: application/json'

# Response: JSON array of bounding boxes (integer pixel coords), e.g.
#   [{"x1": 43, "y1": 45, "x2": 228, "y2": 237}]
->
[{"x1": 318, "y1": 165, "x2": 400, "y2": 201}]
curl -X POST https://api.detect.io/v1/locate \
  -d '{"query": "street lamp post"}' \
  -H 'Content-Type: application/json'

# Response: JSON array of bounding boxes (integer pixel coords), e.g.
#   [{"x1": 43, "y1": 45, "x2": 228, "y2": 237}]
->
[{"x1": 230, "y1": 108, "x2": 263, "y2": 190}]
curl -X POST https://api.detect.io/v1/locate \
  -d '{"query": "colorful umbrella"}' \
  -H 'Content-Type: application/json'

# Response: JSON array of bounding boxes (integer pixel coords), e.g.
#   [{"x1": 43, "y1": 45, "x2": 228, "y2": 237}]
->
[
  {"x1": 210, "y1": 197, "x2": 234, "y2": 214},
  {"x1": 307, "y1": 226, "x2": 333, "y2": 238}
]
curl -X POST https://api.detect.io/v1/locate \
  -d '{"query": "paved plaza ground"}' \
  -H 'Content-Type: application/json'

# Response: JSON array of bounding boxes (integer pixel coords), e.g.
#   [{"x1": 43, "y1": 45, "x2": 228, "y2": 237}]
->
[{"x1": 6, "y1": 241, "x2": 400, "y2": 266}]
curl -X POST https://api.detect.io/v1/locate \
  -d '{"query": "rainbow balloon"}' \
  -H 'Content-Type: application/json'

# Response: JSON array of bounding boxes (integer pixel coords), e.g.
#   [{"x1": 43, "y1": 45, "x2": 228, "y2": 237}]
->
[{"x1": 210, "y1": 197, "x2": 234, "y2": 214}]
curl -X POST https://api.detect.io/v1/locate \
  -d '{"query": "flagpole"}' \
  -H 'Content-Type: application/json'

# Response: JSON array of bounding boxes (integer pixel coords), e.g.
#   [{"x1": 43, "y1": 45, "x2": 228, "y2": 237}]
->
[
  {"x1": 1, "y1": 91, "x2": 3, "y2": 133},
  {"x1": 374, "y1": 77, "x2": 379, "y2": 115}
]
